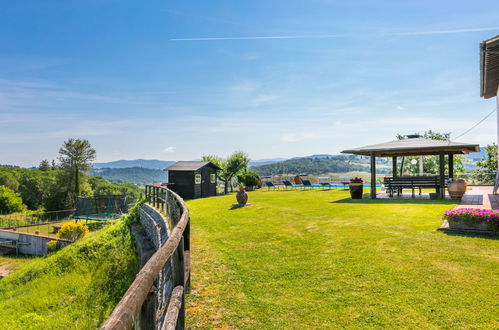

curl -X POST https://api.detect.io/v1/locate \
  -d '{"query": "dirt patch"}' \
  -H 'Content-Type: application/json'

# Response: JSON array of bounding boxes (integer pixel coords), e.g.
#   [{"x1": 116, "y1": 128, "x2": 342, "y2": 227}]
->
[{"x1": 0, "y1": 264, "x2": 13, "y2": 278}]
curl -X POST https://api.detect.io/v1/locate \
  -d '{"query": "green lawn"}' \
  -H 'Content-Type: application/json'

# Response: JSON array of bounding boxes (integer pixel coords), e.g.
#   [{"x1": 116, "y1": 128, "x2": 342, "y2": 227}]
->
[{"x1": 186, "y1": 189, "x2": 499, "y2": 329}]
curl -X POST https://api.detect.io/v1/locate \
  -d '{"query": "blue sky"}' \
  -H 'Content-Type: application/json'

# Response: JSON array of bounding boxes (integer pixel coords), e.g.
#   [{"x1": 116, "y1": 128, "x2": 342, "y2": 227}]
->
[{"x1": 1, "y1": 0, "x2": 499, "y2": 166}]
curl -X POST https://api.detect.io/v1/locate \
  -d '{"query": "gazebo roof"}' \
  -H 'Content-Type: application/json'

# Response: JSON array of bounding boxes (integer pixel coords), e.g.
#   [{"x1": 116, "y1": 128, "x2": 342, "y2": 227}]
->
[{"x1": 341, "y1": 137, "x2": 480, "y2": 157}]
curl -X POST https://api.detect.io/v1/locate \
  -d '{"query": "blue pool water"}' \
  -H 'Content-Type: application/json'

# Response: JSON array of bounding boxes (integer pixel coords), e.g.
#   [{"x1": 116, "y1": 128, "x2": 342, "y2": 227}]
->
[{"x1": 284, "y1": 184, "x2": 382, "y2": 188}]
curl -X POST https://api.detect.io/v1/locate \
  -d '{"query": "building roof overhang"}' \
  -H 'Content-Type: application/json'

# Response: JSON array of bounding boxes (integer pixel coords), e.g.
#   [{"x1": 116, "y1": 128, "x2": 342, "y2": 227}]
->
[
  {"x1": 164, "y1": 161, "x2": 221, "y2": 171},
  {"x1": 480, "y1": 35, "x2": 499, "y2": 99}
]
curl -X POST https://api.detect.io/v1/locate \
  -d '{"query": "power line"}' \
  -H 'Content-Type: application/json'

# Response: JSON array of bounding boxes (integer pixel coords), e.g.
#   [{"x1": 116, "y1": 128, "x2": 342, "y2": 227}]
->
[{"x1": 453, "y1": 108, "x2": 496, "y2": 140}]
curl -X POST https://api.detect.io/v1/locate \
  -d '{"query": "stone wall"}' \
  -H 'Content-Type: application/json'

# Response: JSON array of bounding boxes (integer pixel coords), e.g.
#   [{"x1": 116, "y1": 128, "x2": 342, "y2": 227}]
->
[
  {"x1": 138, "y1": 203, "x2": 174, "y2": 328},
  {"x1": 139, "y1": 203, "x2": 169, "y2": 249},
  {"x1": 0, "y1": 229, "x2": 71, "y2": 256}
]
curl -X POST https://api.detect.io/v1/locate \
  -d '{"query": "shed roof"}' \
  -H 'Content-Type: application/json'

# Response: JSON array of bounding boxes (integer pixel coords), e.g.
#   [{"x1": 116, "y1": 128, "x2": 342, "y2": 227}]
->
[
  {"x1": 165, "y1": 161, "x2": 221, "y2": 171},
  {"x1": 480, "y1": 34, "x2": 499, "y2": 99},
  {"x1": 341, "y1": 137, "x2": 480, "y2": 157}
]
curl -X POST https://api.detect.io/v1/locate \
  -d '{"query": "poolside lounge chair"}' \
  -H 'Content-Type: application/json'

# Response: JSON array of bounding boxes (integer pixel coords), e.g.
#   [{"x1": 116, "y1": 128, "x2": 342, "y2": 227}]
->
[
  {"x1": 265, "y1": 181, "x2": 278, "y2": 190},
  {"x1": 282, "y1": 180, "x2": 295, "y2": 189},
  {"x1": 318, "y1": 177, "x2": 333, "y2": 190},
  {"x1": 339, "y1": 175, "x2": 352, "y2": 189},
  {"x1": 301, "y1": 180, "x2": 313, "y2": 189}
]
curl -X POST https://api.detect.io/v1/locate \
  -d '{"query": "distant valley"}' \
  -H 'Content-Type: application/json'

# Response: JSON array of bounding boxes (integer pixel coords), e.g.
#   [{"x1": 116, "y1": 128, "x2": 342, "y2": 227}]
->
[
  {"x1": 90, "y1": 167, "x2": 167, "y2": 186},
  {"x1": 90, "y1": 149, "x2": 486, "y2": 185}
]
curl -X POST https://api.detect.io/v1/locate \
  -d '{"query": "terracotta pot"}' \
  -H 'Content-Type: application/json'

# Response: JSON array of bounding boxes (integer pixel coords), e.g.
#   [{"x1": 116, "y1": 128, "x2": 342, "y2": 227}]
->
[
  {"x1": 448, "y1": 179, "x2": 467, "y2": 200},
  {"x1": 236, "y1": 187, "x2": 248, "y2": 205},
  {"x1": 349, "y1": 183, "x2": 363, "y2": 199},
  {"x1": 294, "y1": 175, "x2": 303, "y2": 185}
]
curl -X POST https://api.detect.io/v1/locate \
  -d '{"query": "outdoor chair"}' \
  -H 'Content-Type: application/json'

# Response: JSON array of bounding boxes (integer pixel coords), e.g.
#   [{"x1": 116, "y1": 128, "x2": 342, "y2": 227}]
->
[
  {"x1": 320, "y1": 182, "x2": 332, "y2": 190},
  {"x1": 264, "y1": 181, "x2": 278, "y2": 190},
  {"x1": 282, "y1": 180, "x2": 295, "y2": 189},
  {"x1": 301, "y1": 180, "x2": 314, "y2": 189},
  {"x1": 318, "y1": 177, "x2": 333, "y2": 190}
]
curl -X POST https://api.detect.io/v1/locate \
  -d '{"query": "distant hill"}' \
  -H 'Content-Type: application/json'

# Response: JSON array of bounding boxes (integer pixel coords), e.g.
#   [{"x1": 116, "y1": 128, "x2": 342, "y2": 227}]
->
[
  {"x1": 249, "y1": 158, "x2": 288, "y2": 167},
  {"x1": 289, "y1": 154, "x2": 336, "y2": 160},
  {"x1": 465, "y1": 147, "x2": 486, "y2": 162},
  {"x1": 93, "y1": 156, "x2": 346, "y2": 170},
  {"x1": 90, "y1": 167, "x2": 167, "y2": 186},
  {"x1": 250, "y1": 155, "x2": 390, "y2": 176},
  {"x1": 93, "y1": 159, "x2": 175, "y2": 170}
]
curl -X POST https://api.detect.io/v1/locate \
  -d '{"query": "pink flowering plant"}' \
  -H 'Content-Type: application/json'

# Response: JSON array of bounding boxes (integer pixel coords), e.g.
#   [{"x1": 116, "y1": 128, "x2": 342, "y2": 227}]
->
[
  {"x1": 443, "y1": 208, "x2": 499, "y2": 231},
  {"x1": 350, "y1": 177, "x2": 363, "y2": 183}
]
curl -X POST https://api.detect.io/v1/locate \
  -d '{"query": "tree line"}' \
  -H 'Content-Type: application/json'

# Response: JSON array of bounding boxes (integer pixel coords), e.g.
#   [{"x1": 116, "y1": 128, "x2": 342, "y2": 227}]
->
[
  {"x1": 0, "y1": 139, "x2": 143, "y2": 213},
  {"x1": 250, "y1": 157, "x2": 373, "y2": 176},
  {"x1": 90, "y1": 167, "x2": 167, "y2": 186}
]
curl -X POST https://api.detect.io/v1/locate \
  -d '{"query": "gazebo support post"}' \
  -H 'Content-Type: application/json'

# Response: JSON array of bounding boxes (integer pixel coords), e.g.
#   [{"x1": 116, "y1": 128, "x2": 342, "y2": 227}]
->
[
  {"x1": 392, "y1": 157, "x2": 397, "y2": 177},
  {"x1": 370, "y1": 153, "x2": 376, "y2": 199},
  {"x1": 439, "y1": 152, "x2": 445, "y2": 199},
  {"x1": 448, "y1": 154, "x2": 454, "y2": 180}
]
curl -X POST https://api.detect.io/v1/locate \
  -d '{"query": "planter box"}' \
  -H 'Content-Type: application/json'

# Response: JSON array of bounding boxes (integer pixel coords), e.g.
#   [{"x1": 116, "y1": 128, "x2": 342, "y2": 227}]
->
[{"x1": 448, "y1": 220, "x2": 493, "y2": 232}]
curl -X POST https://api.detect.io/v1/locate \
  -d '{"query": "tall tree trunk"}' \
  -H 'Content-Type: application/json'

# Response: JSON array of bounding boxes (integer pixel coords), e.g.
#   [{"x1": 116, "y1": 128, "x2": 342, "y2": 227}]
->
[
  {"x1": 229, "y1": 176, "x2": 234, "y2": 192},
  {"x1": 224, "y1": 180, "x2": 228, "y2": 194},
  {"x1": 75, "y1": 165, "x2": 79, "y2": 197}
]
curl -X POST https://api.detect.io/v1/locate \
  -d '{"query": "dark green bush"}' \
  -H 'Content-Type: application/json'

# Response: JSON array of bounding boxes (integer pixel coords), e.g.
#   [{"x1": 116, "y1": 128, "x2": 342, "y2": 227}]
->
[{"x1": 237, "y1": 172, "x2": 261, "y2": 187}]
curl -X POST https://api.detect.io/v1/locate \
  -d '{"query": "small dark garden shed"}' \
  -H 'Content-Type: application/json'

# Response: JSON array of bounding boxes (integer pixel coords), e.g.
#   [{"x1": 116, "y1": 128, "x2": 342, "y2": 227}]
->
[{"x1": 165, "y1": 161, "x2": 220, "y2": 200}]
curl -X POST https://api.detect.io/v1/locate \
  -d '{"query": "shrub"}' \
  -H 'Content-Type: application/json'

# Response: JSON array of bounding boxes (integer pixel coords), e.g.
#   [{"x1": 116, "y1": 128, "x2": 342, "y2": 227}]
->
[
  {"x1": 56, "y1": 222, "x2": 89, "y2": 241},
  {"x1": 46, "y1": 240, "x2": 60, "y2": 253},
  {"x1": 237, "y1": 172, "x2": 260, "y2": 187},
  {"x1": 443, "y1": 208, "x2": 499, "y2": 231},
  {"x1": 0, "y1": 186, "x2": 26, "y2": 213}
]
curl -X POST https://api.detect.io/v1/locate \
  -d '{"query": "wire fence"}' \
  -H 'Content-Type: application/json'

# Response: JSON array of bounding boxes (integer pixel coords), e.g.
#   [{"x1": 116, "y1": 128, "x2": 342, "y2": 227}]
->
[
  {"x1": 0, "y1": 204, "x2": 134, "y2": 237},
  {"x1": 0, "y1": 209, "x2": 76, "y2": 237}
]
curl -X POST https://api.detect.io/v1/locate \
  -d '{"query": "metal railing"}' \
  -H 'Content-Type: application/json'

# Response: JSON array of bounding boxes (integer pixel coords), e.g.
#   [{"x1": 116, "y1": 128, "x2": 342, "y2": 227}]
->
[{"x1": 101, "y1": 185, "x2": 190, "y2": 330}]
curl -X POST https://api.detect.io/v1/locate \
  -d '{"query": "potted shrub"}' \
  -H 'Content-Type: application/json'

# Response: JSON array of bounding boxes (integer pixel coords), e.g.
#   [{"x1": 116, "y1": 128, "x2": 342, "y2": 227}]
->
[
  {"x1": 349, "y1": 177, "x2": 364, "y2": 199},
  {"x1": 443, "y1": 208, "x2": 498, "y2": 233}
]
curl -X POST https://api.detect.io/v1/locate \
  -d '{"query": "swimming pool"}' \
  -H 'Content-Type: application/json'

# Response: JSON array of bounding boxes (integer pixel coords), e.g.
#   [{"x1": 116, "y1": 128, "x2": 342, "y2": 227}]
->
[{"x1": 281, "y1": 184, "x2": 382, "y2": 188}]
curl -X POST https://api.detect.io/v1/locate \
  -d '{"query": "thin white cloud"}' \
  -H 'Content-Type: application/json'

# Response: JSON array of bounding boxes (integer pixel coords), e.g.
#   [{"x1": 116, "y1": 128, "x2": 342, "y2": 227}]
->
[
  {"x1": 170, "y1": 27, "x2": 499, "y2": 41},
  {"x1": 395, "y1": 26, "x2": 499, "y2": 36},
  {"x1": 162, "y1": 146, "x2": 176, "y2": 153},
  {"x1": 170, "y1": 35, "x2": 305, "y2": 41}
]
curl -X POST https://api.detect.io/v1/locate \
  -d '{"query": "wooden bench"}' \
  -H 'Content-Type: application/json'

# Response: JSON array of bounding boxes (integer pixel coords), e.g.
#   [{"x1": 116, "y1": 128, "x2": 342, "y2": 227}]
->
[{"x1": 384, "y1": 176, "x2": 444, "y2": 197}]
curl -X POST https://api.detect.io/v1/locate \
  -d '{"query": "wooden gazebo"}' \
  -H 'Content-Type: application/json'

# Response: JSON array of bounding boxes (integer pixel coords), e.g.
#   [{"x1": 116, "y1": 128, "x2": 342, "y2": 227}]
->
[{"x1": 341, "y1": 136, "x2": 480, "y2": 199}]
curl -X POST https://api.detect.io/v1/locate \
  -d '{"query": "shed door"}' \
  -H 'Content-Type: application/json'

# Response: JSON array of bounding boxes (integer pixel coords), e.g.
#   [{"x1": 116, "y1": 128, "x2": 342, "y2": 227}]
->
[{"x1": 201, "y1": 168, "x2": 210, "y2": 197}]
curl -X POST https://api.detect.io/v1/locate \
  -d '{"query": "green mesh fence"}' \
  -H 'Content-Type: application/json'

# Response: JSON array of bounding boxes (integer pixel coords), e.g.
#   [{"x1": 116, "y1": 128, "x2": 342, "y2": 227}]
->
[{"x1": 74, "y1": 195, "x2": 128, "y2": 221}]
